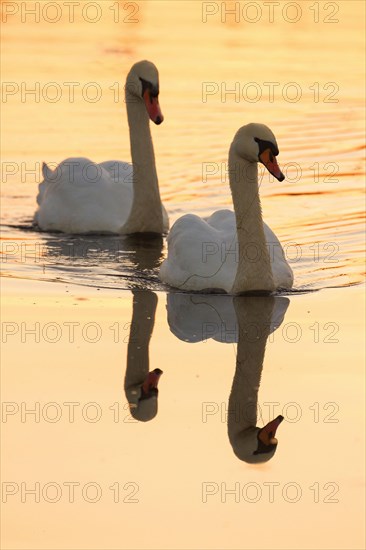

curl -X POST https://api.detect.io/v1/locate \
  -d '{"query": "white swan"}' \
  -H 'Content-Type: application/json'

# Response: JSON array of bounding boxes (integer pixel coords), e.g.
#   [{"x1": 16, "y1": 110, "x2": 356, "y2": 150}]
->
[
  {"x1": 34, "y1": 61, "x2": 169, "y2": 235},
  {"x1": 160, "y1": 123, "x2": 293, "y2": 293}
]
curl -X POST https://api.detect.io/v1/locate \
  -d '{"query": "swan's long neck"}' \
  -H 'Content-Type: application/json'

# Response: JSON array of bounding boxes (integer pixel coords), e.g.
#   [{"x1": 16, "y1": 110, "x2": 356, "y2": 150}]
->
[
  {"x1": 227, "y1": 297, "x2": 274, "y2": 456},
  {"x1": 124, "y1": 291, "x2": 157, "y2": 404},
  {"x1": 121, "y1": 89, "x2": 164, "y2": 234},
  {"x1": 229, "y1": 148, "x2": 275, "y2": 293}
]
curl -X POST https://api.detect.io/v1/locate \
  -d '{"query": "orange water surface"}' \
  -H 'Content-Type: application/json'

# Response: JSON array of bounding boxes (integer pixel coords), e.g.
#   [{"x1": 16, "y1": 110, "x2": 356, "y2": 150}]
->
[{"x1": 1, "y1": 1, "x2": 365, "y2": 549}]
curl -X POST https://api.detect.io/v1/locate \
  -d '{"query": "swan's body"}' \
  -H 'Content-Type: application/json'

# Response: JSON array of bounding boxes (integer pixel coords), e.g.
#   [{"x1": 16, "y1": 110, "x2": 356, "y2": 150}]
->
[
  {"x1": 160, "y1": 123, "x2": 293, "y2": 293},
  {"x1": 34, "y1": 61, "x2": 168, "y2": 235},
  {"x1": 160, "y1": 210, "x2": 292, "y2": 293}
]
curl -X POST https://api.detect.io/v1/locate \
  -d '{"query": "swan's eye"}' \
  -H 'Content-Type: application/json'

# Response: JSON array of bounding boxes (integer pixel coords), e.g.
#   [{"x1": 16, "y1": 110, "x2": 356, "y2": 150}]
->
[
  {"x1": 139, "y1": 77, "x2": 159, "y2": 100},
  {"x1": 254, "y1": 137, "x2": 279, "y2": 158}
]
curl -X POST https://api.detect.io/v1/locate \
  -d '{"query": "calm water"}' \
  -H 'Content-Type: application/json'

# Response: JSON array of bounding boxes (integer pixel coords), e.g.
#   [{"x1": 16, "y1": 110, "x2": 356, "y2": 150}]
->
[
  {"x1": 1, "y1": 1, "x2": 365, "y2": 549},
  {"x1": 2, "y1": 278, "x2": 365, "y2": 550}
]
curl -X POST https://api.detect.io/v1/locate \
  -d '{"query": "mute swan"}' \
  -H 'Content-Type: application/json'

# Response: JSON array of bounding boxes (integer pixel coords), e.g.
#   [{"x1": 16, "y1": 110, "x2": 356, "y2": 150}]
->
[
  {"x1": 124, "y1": 291, "x2": 163, "y2": 422},
  {"x1": 34, "y1": 61, "x2": 169, "y2": 235},
  {"x1": 160, "y1": 123, "x2": 293, "y2": 293}
]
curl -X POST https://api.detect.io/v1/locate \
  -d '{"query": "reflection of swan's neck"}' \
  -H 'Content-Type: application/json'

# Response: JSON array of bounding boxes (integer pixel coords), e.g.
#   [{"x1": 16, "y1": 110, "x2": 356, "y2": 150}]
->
[
  {"x1": 228, "y1": 298, "x2": 274, "y2": 458},
  {"x1": 125, "y1": 291, "x2": 157, "y2": 405},
  {"x1": 121, "y1": 89, "x2": 164, "y2": 234},
  {"x1": 229, "y1": 148, "x2": 275, "y2": 294}
]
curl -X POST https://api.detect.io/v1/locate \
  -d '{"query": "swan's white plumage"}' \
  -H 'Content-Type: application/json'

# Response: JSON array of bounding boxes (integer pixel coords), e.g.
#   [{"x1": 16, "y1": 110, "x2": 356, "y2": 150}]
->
[
  {"x1": 160, "y1": 210, "x2": 293, "y2": 292},
  {"x1": 35, "y1": 157, "x2": 168, "y2": 234},
  {"x1": 35, "y1": 158, "x2": 131, "y2": 233},
  {"x1": 34, "y1": 60, "x2": 168, "y2": 235},
  {"x1": 160, "y1": 123, "x2": 294, "y2": 294}
]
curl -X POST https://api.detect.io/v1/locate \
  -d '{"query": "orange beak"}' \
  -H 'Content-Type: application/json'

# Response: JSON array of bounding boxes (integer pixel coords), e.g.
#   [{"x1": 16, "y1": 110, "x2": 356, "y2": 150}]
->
[
  {"x1": 143, "y1": 90, "x2": 164, "y2": 125},
  {"x1": 259, "y1": 148, "x2": 285, "y2": 182}
]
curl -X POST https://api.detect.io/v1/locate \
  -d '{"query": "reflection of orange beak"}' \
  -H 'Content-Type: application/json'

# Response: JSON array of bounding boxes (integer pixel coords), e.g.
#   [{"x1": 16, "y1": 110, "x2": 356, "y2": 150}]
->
[
  {"x1": 259, "y1": 148, "x2": 285, "y2": 181},
  {"x1": 260, "y1": 415, "x2": 284, "y2": 445},
  {"x1": 142, "y1": 368, "x2": 163, "y2": 395},
  {"x1": 143, "y1": 90, "x2": 164, "y2": 125}
]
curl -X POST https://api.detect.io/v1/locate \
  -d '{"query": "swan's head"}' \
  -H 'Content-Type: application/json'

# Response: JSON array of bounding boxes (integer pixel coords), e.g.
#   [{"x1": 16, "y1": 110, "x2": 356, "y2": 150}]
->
[
  {"x1": 129, "y1": 368, "x2": 163, "y2": 422},
  {"x1": 232, "y1": 415, "x2": 284, "y2": 464},
  {"x1": 232, "y1": 123, "x2": 285, "y2": 181},
  {"x1": 126, "y1": 60, "x2": 164, "y2": 125}
]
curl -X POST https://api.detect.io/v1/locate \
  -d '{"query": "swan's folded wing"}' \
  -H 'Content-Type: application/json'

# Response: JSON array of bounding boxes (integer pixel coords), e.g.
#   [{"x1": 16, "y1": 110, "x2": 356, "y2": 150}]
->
[
  {"x1": 160, "y1": 212, "x2": 237, "y2": 292},
  {"x1": 99, "y1": 161, "x2": 133, "y2": 185},
  {"x1": 35, "y1": 158, "x2": 133, "y2": 233}
]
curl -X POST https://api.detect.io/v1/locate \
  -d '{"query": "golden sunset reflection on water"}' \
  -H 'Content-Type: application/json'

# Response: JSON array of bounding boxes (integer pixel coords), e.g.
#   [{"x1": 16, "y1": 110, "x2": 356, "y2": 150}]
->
[{"x1": 1, "y1": 1, "x2": 365, "y2": 549}]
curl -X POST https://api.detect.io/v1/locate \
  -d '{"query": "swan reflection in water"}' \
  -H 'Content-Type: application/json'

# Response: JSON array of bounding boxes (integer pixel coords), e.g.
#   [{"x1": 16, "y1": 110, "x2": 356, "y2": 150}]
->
[
  {"x1": 167, "y1": 293, "x2": 290, "y2": 463},
  {"x1": 124, "y1": 290, "x2": 163, "y2": 421},
  {"x1": 34, "y1": 233, "x2": 164, "y2": 289}
]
